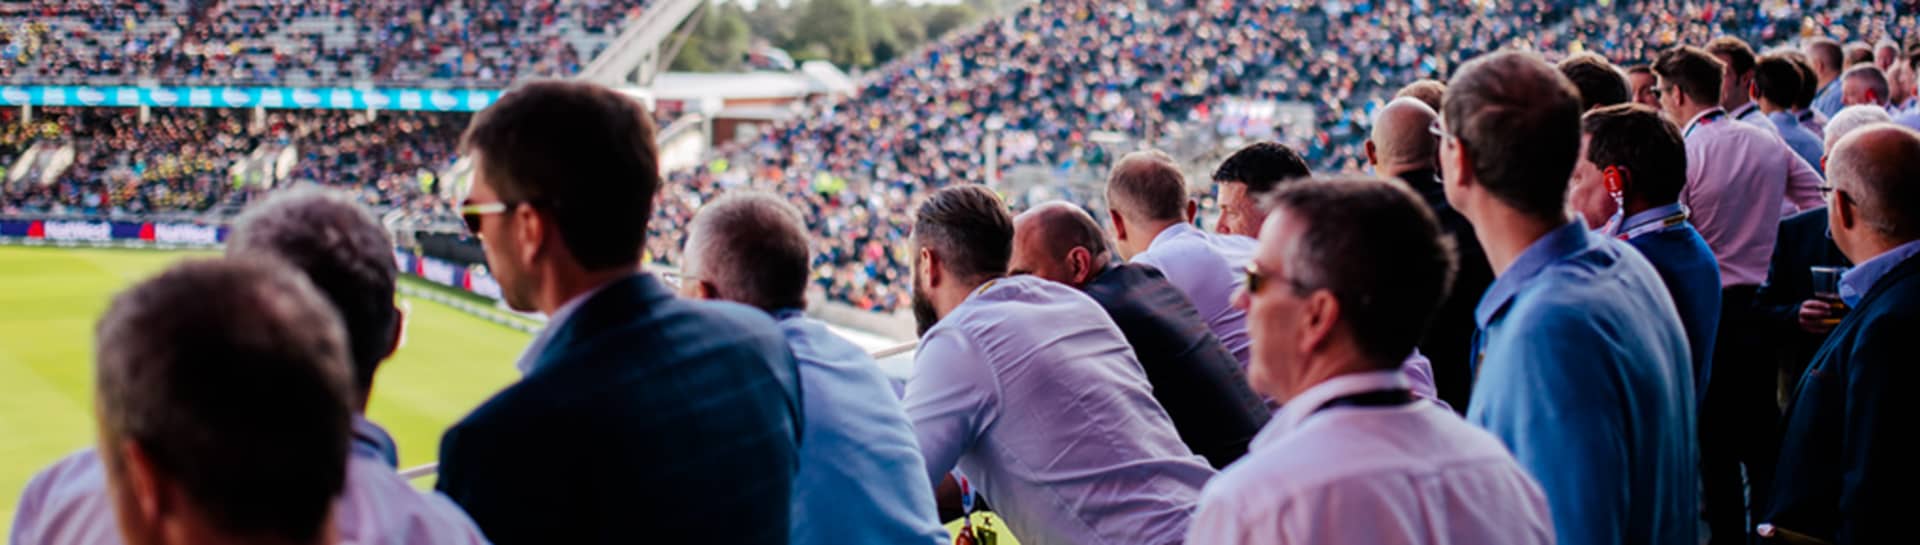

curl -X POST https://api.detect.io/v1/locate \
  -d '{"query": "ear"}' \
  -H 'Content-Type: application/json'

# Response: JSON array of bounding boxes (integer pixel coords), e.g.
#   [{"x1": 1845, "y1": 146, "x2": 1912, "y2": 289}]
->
[
  {"x1": 1185, "y1": 199, "x2": 1199, "y2": 225},
  {"x1": 919, "y1": 247, "x2": 943, "y2": 290},
  {"x1": 1107, "y1": 209, "x2": 1127, "y2": 241},
  {"x1": 512, "y1": 203, "x2": 544, "y2": 265},
  {"x1": 1749, "y1": 81, "x2": 1760, "y2": 101},
  {"x1": 1299, "y1": 290, "x2": 1341, "y2": 356},
  {"x1": 1066, "y1": 246, "x2": 1093, "y2": 285},
  {"x1": 1365, "y1": 140, "x2": 1379, "y2": 166},
  {"x1": 1834, "y1": 188, "x2": 1860, "y2": 231},
  {"x1": 384, "y1": 303, "x2": 406, "y2": 360},
  {"x1": 115, "y1": 439, "x2": 168, "y2": 527}
]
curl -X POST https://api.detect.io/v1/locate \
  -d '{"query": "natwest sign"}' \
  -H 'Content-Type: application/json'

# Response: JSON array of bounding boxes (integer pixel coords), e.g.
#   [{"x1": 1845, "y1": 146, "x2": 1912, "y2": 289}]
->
[{"x1": 40, "y1": 220, "x2": 112, "y2": 241}]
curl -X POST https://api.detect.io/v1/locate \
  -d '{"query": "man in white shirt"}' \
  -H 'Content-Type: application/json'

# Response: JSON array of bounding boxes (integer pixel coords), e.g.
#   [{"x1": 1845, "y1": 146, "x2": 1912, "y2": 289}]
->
[
  {"x1": 1188, "y1": 176, "x2": 1552, "y2": 545},
  {"x1": 1105, "y1": 150, "x2": 1255, "y2": 365},
  {"x1": 906, "y1": 184, "x2": 1215, "y2": 545}
]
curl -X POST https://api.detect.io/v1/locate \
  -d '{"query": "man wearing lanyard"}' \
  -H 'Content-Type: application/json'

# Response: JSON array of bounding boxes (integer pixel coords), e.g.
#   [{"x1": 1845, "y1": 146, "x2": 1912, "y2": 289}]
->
[
  {"x1": 1187, "y1": 177, "x2": 1552, "y2": 545},
  {"x1": 1569, "y1": 104, "x2": 1722, "y2": 402},
  {"x1": 1654, "y1": 45, "x2": 1802, "y2": 545},
  {"x1": 1708, "y1": 37, "x2": 1779, "y2": 135}
]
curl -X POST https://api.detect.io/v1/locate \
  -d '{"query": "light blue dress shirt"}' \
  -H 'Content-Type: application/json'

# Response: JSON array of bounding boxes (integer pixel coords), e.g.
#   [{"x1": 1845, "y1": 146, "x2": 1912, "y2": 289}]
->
[
  {"x1": 1467, "y1": 220, "x2": 1699, "y2": 545},
  {"x1": 1131, "y1": 222, "x2": 1254, "y2": 367},
  {"x1": 904, "y1": 275, "x2": 1215, "y2": 545},
  {"x1": 1769, "y1": 111, "x2": 1827, "y2": 174},
  {"x1": 10, "y1": 418, "x2": 490, "y2": 545},
  {"x1": 773, "y1": 310, "x2": 948, "y2": 545},
  {"x1": 1814, "y1": 78, "x2": 1844, "y2": 118},
  {"x1": 1838, "y1": 239, "x2": 1920, "y2": 307}
]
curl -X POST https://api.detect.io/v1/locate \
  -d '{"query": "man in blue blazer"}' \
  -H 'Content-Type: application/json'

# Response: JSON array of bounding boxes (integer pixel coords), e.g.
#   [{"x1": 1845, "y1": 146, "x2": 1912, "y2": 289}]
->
[
  {"x1": 1767, "y1": 124, "x2": 1920, "y2": 544},
  {"x1": 436, "y1": 81, "x2": 803, "y2": 544}
]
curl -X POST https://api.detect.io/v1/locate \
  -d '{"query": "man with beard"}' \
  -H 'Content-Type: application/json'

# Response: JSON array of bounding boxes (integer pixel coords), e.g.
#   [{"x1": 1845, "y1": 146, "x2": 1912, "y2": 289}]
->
[{"x1": 903, "y1": 184, "x2": 1215, "y2": 545}]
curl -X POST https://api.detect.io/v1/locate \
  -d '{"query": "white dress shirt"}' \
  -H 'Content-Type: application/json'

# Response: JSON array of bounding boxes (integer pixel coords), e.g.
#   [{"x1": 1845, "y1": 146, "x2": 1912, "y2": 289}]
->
[
  {"x1": 1188, "y1": 370, "x2": 1555, "y2": 545},
  {"x1": 1680, "y1": 107, "x2": 1822, "y2": 287},
  {"x1": 1132, "y1": 222, "x2": 1253, "y2": 366},
  {"x1": 905, "y1": 275, "x2": 1215, "y2": 545}
]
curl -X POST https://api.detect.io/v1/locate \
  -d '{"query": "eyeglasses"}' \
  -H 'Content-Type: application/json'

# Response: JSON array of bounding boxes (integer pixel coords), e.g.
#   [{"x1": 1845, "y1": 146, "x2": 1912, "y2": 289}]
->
[
  {"x1": 1816, "y1": 183, "x2": 1854, "y2": 205},
  {"x1": 1428, "y1": 120, "x2": 1450, "y2": 140},
  {"x1": 1244, "y1": 262, "x2": 1271, "y2": 295},
  {"x1": 1647, "y1": 86, "x2": 1665, "y2": 100},
  {"x1": 459, "y1": 202, "x2": 511, "y2": 238}
]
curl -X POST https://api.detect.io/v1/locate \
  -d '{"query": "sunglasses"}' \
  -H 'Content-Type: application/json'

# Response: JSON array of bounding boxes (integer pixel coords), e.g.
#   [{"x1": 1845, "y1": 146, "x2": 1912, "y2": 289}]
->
[
  {"x1": 1816, "y1": 183, "x2": 1854, "y2": 205},
  {"x1": 1244, "y1": 262, "x2": 1271, "y2": 295},
  {"x1": 459, "y1": 202, "x2": 512, "y2": 238}
]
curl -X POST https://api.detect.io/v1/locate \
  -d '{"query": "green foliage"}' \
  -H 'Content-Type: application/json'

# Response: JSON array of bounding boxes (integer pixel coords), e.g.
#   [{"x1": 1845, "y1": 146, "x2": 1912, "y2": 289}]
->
[{"x1": 672, "y1": 0, "x2": 987, "y2": 71}]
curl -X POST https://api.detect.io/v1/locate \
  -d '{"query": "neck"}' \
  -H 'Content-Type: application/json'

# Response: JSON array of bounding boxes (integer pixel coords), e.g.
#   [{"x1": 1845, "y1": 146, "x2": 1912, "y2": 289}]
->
[
  {"x1": 1468, "y1": 204, "x2": 1563, "y2": 276},
  {"x1": 1131, "y1": 218, "x2": 1183, "y2": 253},
  {"x1": 933, "y1": 274, "x2": 1001, "y2": 317},
  {"x1": 1842, "y1": 231, "x2": 1914, "y2": 266},
  {"x1": 162, "y1": 521, "x2": 331, "y2": 545},
  {"x1": 1380, "y1": 160, "x2": 1436, "y2": 181},
  {"x1": 1757, "y1": 98, "x2": 1785, "y2": 114},
  {"x1": 1620, "y1": 197, "x2": 1668, "y2": 221},
  {"x1": 1677, "y1": 102, "x2": 1715, "y2": 126},
  {"x1": 1279, "y1": 349, "x2": 1391, "y2": 402},
  {"x1": 535, "y1": 266, "x2": 633, "y2": 315},
  {"x1": 1819, "y1": 72, "x2": 1839, "y2": 88},
  {"x1": 1722, "y1": 97, "x2": 1752, "y2": 114}
]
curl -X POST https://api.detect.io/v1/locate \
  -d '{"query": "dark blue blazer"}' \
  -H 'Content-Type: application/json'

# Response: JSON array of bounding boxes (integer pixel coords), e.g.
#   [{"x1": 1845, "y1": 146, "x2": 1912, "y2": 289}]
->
[
  {"x1": 1767, "y1": 253, "x2": 1920, "y2": 544},
  {"x1": 1625, "y1": 222, "x2": 1722, "y2": 400},
  {"x1": 436, "y1": 274, "x2": 803, "y2": 544},
  {"x1": 1398, "y1": 168, "x2": 1491, "y2": 412},
  {"x1": 1079, "y1": 263, "x2": 1270, "y2": 469},
  {"x1": 1754, "y1": 207, "x2": 1851, "y2": 377}
]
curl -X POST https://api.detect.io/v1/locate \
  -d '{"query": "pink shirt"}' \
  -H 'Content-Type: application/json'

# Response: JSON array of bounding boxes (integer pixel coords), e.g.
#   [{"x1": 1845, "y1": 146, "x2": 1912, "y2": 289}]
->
[{"x1": 1681, "y1": 108, "x2": 1822, "y2": 287}]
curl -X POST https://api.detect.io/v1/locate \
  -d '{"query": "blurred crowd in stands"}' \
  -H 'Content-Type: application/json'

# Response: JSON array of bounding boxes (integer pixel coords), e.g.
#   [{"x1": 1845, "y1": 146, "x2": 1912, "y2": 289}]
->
[{"x1": 2, "y1": 0, "x2": 1915, "y2": 313}]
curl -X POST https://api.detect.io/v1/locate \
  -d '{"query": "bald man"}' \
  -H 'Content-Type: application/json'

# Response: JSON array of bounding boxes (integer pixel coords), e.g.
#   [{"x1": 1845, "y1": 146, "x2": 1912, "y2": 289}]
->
[
  {"x1": 1106, "y1": 151, "x2": 1256, "y2": 366},
  {"x1": 1007, "y1": 202, "x2": 1269, "y2": 469},
  {"x1": 1366, "y1": 96, "x2": 1490, "y2": 411},
  {"x1": 1767, "y1": 124, "x2": 1920, "y2": 544},
  {"x1": 1841, "y1": 65, "x2": 1891, "y2": 108}
]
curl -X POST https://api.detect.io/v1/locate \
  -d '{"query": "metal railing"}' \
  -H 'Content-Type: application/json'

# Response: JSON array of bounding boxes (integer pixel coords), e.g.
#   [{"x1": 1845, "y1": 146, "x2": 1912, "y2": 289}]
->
[{"x1": 397, "y1": 340, "x2": 919, "y2": 482}]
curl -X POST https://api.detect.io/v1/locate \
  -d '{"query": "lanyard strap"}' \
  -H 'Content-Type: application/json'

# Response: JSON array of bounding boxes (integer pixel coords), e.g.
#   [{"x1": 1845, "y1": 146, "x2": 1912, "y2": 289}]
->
[
  {"x1": 1310, "y1": 389, "x2": 1416, "y2": 415},
  {"x1": 1683, "y1": 109, "x2": 1726, "y2": 139},
  {"x1": 1617, "y1": 207, "x2": 1691, "y2": 241}
]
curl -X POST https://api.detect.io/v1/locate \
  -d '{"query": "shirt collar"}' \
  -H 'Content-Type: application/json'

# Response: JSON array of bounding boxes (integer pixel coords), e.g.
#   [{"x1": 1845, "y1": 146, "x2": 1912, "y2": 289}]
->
[
  {"x1": 1731, "y1": 101, "x2": 1759, "y2": 119},
  {"x1": 1149, "y1": 221, "x2": 1200, "y2": 250},
  {"x1": 1615, "y1": 202, "x2": 1689, "y2": 238},
  {"x1": 1683, "y1": 107, "x2": 1727, "y2": 137},
  {"x1": 351, "y1": 416, "x2": 399, "y2": 468},
  {"x1": 1254, "y1": 369, "x2": 1412, "y2": 450},
  {"x1": 1475, "y1": 220, "x2": 1593, "y2": 328},
  {"x1": 515, "y1": 278, "x2": 621, "y2": 375},
  {"x1": 1838, "y1": 239, "x2": 1920, "y2": 306},
  {"x1": 1768, "y1": 110, "x2": 1799, "y2": 125}
]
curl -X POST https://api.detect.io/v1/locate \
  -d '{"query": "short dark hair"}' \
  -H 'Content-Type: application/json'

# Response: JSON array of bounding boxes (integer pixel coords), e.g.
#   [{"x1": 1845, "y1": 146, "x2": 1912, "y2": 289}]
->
[
  {"x1": 1395, "y1": 80, "x2": 1447, "y2": 111},
  {"x1": 1653, "y1": 46, "x2": 1725, "y2": 106},
  {"x1": 1707, "y1": 36, "x2": 1758, "y2": 75},
  {"x1": 1581, "y1": 104, "x2": 1689, "y2": 206},
  {"x1": 1753, "y1": 54, "x2": 1805, "y2": 107},
  {"x1": 914, "y1": 184, "x2": 1014, "y2": 282},
  {"x1": 1783, "y1": 52, "x2": 1821, "y2": 109},
  {"x1": 1807, "y1": 38, "x2": 1844, "y2": 72},
  {"x1": 1843, "y1": 65, "x2": 1890, "y2": 102},
  {"x1": 1106, "y1": 151, "x2": 1189, "y2": 222},
  {"x1": 96, "y1": 258, "x2": 352, "y2": 544},
  {"x1": 462, "y1": 80, "x2": 660, "y2": 270},
  {"x1": 1211, "y1": 142, "x2": 1312, "y2": 195},
  {"x1": 1261, "y1": 177, "x2": 1457, "y2": 366},
  {"x1": 228, "y1": 187, "x2": 397, "y2": 399},
  {"x1": 1557, "y1": 53, "x2": 1631, "y2": 111},
  {"x1": 1442, "y1": 51, "x2": 1584, "y2": 220},
  {"x1": 685, "y1": 191, "x2": 812, "y2": 312},
  {"x1": 1627, "y1": 64, "x2": 1654, "y2": 77}
]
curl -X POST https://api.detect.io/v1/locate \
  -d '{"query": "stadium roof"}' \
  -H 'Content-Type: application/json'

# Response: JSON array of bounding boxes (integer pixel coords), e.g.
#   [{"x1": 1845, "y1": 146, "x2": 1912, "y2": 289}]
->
[{"x1": 651, "y1": 61, "x2": 854, "y2": 102}]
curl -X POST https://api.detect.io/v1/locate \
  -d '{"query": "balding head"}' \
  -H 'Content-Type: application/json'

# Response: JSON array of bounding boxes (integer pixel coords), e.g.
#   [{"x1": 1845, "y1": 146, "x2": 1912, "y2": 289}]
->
[
  {"x1": 1368, "y1": 97, "x2": 1440, "y2": 177},
  {"x1": 1842, "y1": 65, "x2": 1890, "y2": 106},
  {"x1": 683, "y1": 191, "x2": 812, "y2": 312},
  {"x1": 1825, "y1": 105, "x2": 1894, "y2": 154},
  {"x1": 1009, "y1": 202, "x2": 1111, "y2": 287},
  {"x1": 1105, "y1": 150, "x2": 1194, "y2": 258},
  {"x1": 1828, "y1": 124, "x2": 1920, "y2": 247}
]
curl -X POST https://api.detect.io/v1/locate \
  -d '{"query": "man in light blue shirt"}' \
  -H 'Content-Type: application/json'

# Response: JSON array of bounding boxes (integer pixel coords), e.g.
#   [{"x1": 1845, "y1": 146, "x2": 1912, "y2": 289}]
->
[
  {"x1": 1754, "y1": 54, "x2": 1827, "y2": 171},
  {"x1": 907, "y1": 184, "x2": 1215, "y2": 545},
  {"x1": 1440, "y1": 51, "x2": 1698, "y2": 545},
  {"x1": 1809, "y1": 38, "x2": 1847, "y2": 118},
  {"x1": 679, "y1": 191, "x2": 948, "y2": 545}
]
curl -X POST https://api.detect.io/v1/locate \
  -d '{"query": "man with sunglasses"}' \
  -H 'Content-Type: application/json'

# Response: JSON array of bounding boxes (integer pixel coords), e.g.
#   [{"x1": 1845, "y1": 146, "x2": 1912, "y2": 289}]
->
[
  {"x1": 1442, "y1": 51, "x2": 1698, "y2": 545},
  {"x1": 1188, "y1": 177, "x2": 1551, "y2": 545},
  {"x1": 439, "y1": 80, "x2": 804, "y2": 544}
]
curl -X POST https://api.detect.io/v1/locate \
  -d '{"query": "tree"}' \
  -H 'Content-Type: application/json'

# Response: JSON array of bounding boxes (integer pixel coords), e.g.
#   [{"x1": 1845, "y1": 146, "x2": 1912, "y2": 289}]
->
[
  {"x1": 924, "y1": 3, "x2": 977, "y2": 42},
  {"x1": 793, "y1": 0, "x2": 873, "y2": 68}
]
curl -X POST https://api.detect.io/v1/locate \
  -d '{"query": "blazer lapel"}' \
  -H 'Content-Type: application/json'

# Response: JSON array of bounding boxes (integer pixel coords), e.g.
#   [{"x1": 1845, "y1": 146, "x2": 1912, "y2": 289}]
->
[{"x1": 533, "y1": 274, "x2": 673, "y2": 372}]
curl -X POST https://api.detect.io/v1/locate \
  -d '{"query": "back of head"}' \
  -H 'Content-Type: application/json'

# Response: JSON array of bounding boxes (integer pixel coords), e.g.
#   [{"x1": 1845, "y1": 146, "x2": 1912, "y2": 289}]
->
[
  {"x1": 461, "y1": 80, "x2": 660, "y2": 270},
  {"x1": 1558, "y1": 53, "x2": 1631, "y2": 111},
  {"x1": 1010, "y1": 201, "x2": 1110, "y2": 282},
  {"x1": 1825, "y1": 105, "x2": 1895, "y2": 155},
  {"x1": 684, "y1": 191, "x2": 812, "y2": 312},
  {"x1": 95, "y1": 258, "x2": 352, "y2": 544},
  {"x1": 1781, "y1": 51, "x2": 1821, "y2": 109},
  {"x1": 1753, "y1": 54, "x2": 1805, "y2": 108},
  {"x1": 914, "y1": 184, "x2": 1014, "y2": 283},
  {"x1": 1842, "y1": 65, "x2": 1890, "y2": 105},
  {"x1": 1394, "y1": 79, "x2": 1447, "y2": 112},
  {"x1": 1581, "y1": 104, "x2": 1689, "y2": 206},
  {"x1": 1829, "y1": 124, "x2": 1920, "y2": 240},
  {"x1": 227, "y1": 186, "x2": 397, "y2": 400},
  {"x1": 1443, "y1": 50, "x2": 1584, "y2": 220},
  {"x1": 1106, "y1": 150, "x2": 1190, "y2": 223},
  {"x1": 1707, "y1": 37, "x2": 1759, "y2": 75},
  {"x1": 1262, "y1": 177, "x2": 1457, "y2": 365},
  {"x1": 1653, "y1": 46, "x2": 1725, "y2": 106},
  {"x1": 1211, "y1": 142, "x2": 1311, "y2": 195},
  {"x1": 1875, "y1": 39, "x2": 1901, "y2": 66},
  {"x1": 1845, "y1": 42, "x2": 1874, "y2": 67},
  {"x1": 1369, "y1": 97, "x2": 1440, "y2": 172},
  {"x1": 1806, "y1": 38, "x2": 1843, "y2": 75}
]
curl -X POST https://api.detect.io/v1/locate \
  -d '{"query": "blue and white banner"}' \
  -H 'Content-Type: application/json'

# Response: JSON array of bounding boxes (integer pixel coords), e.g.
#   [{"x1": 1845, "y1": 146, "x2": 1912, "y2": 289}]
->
[{"x1": 0, "y1": 85, "x2": 503, "y2": 112}]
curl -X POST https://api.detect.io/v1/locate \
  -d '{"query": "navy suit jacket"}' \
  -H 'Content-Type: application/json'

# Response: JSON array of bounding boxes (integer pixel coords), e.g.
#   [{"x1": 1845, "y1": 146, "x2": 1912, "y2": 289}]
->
[
  {"x1": 1397, "y1": 168, "x2": 1491, "y2": 411},
  {"x1": 1767, "y1": 253, "x2": 1920, "y2": 544},
  {"x1": 1079, "y1": 263, "x2": 1270, "y2": 469},
  {"x1": 436, "y1": 274, "x2": 803, "y2": 544},
  {"x1": 1754, "y1": 207, "x2": 1851, "y2": 377}
]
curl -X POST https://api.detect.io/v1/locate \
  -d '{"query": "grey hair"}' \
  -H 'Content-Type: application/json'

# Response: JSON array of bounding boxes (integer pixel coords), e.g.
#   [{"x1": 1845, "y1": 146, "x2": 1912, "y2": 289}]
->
[
  {"x1": 1260, "y1": 176, "x2": 1458, "y2": 367},
  {"x1": 684, "y1": 191, "x2": 812, "y2": 312},
  {"x1": 1824, "y1": 104, "x2": 1893, "y2": 153},
  {"x1": 227, "y1": 185, "x2": 397, "y2": 398},
  {"x1": 1828, "y1": 123, "x2": 1920, "y2": 239}
]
